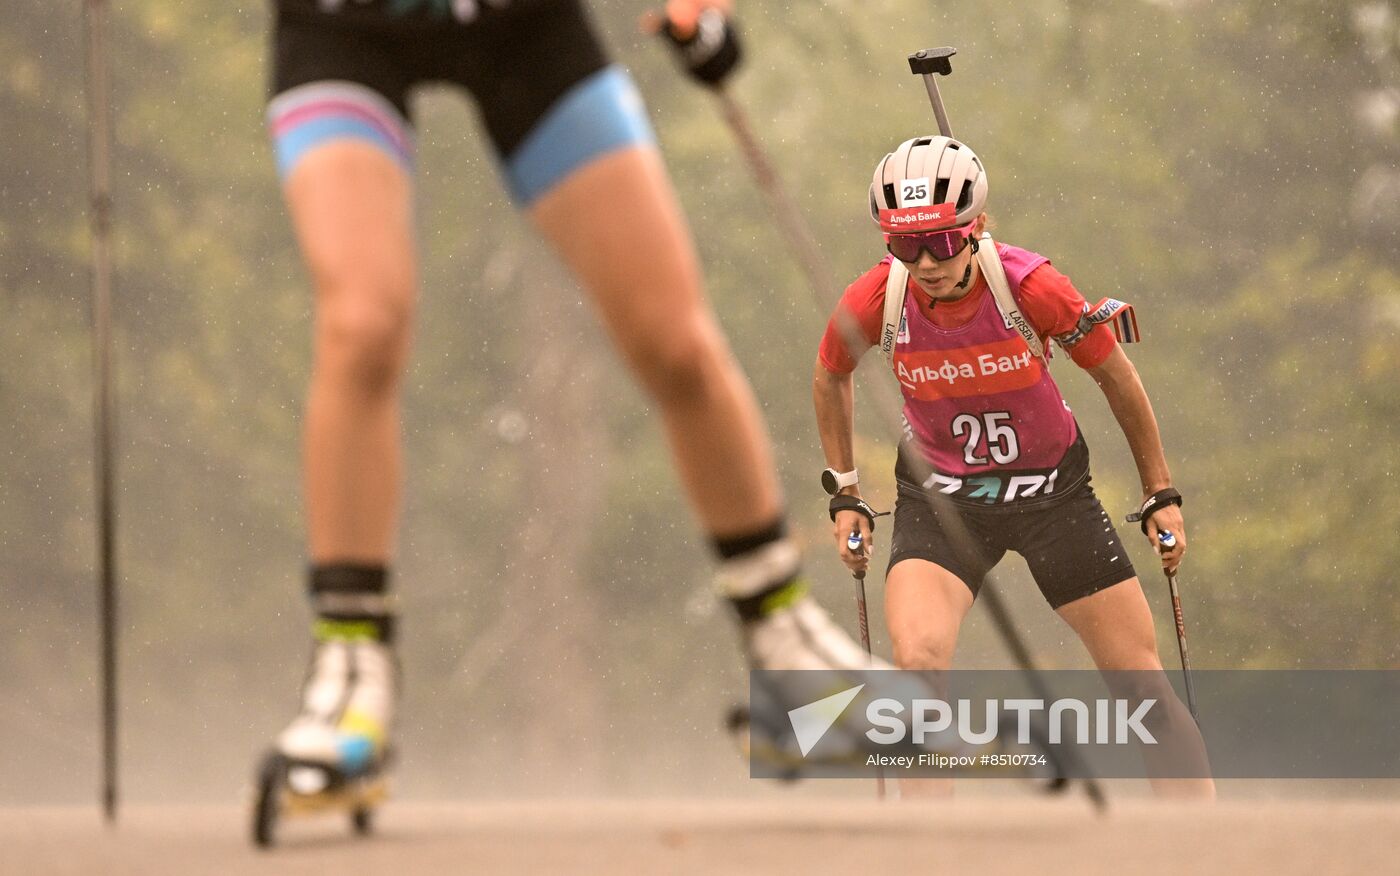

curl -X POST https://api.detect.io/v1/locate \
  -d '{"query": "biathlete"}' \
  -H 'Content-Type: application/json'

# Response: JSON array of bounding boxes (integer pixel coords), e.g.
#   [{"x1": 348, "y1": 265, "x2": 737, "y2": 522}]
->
[
  {"x1": 261, "y1": 0, "x2": 876, "y2": 802},
  {"x1": 812, "y1": 135, "x2": 1214, "y2": 796}
]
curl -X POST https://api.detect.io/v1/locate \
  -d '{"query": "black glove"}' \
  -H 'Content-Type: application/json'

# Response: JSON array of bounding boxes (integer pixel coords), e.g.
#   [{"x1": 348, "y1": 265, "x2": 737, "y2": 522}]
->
[{"x1": 657, "y1": 5, "x2": 742, "y2": 86}]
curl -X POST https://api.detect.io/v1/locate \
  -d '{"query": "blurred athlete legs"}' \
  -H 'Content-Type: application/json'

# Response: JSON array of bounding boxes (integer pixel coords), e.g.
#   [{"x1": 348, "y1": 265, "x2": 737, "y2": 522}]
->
[
  {"x1": 259, "y1": 0, "x2": 884, "y2": 789},
  {"x1": 529, "y1": 145, "x2": 782, "y2": 535},
  {"x1": 281, "y1": 133, "x2": 791, "y2": 604},
  {"x1": 265, "y1": 74, "x2": 877, "y2": 780},
  {"x1": 521, "y1": 128, "x2": 872, "y2": 674},
  {"x1": 267, "y1": 138, "x2": 413, "y2": 775},
  {"x1": 285, "y1": 142, "x2": 416, "y2": 564}
]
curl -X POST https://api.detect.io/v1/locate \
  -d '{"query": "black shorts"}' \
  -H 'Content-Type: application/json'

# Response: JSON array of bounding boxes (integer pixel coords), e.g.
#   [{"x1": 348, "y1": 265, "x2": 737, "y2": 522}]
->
[
  {"x1": 887, "y1": 449, "x2": 1137, "y2": 609},
  {"x1": 271, "y1": 0, "x2": 608, "y2": 158}
]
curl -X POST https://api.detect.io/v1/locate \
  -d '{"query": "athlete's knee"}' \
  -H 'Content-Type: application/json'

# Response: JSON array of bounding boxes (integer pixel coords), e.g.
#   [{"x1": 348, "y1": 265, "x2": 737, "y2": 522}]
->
[
  {"x1": 315, "y1": 286, "x2": 413, "y2": 391},
  {"x1": 619, "y1": 314, "x2": 726, "y2": 405},
  {"x1": 891, "y1": 635, "x2": 956, "y2": 671},
  {"x1": 1101, "y1": 663, "x2": 1176, "y2": 725},
  {"x1": 1095, "y1": 637, "x2": 1165, "y2": 674}
]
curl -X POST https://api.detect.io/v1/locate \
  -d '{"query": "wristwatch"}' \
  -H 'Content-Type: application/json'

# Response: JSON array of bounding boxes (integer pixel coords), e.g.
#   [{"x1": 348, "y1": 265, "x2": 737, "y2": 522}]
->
[{"x1": 821, "y1": 467, "x2": 859, "y2": 495}]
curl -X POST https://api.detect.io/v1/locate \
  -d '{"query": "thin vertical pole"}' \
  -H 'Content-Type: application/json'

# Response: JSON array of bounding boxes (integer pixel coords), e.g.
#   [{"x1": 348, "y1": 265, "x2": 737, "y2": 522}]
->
[{"x1": 83, "y1": 0, "x2": 119, "y2": 824}]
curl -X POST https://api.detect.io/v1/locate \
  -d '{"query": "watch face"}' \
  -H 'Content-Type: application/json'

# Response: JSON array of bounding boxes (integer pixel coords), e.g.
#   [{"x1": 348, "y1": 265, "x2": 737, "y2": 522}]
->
[{"x1": 821, "y1": 469, "x2": 839, "y2": 495}]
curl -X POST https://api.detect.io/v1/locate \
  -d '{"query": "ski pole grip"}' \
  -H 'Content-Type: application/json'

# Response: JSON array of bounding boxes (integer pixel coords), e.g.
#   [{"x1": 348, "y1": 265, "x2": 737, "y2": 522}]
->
[
  {"x1": 848, "y1": 530, "x2": 866, "y2": 581},
  {"x1": 653, "y1": 6, "x2": 743, "y2": 87},
  {"x1": 908, "y1": 47, "x2": 956, "y2": 76}
]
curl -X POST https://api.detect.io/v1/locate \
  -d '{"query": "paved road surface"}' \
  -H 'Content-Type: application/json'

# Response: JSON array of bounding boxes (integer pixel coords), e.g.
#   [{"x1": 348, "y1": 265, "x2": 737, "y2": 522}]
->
[{"x1": 3, "y1": 798, "x2": 1394, "y2": 875}]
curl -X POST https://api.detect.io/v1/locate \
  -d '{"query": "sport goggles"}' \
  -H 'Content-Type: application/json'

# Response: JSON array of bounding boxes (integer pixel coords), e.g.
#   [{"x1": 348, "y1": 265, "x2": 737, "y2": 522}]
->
[{"x1": 884, "y1": 223, "x2": 977, "y2": 263}]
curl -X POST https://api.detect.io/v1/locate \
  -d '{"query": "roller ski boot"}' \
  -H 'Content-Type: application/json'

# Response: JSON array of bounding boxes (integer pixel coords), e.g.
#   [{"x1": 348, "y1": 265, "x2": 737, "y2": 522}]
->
[
  {"x1": 724, "y1": 583, "x2": 1068, "y2": 793},
  {"x1": 252, "y1": 632, "x2": 396, "y2": 848},
  {"x1": 724, "y1": 574, "x2": 902, "y2": 774}
]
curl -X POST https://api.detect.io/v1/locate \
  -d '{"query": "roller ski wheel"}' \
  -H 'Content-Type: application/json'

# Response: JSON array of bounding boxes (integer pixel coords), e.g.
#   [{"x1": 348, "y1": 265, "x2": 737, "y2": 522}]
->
[
  {"x1": 352, "y1": 805, "x2": 374, "y2": 835},
  {"x1": 250, "y1": 751, "x2": 389, "y2": 848},
  {"x1": 724, "y1": 704, "x2": 757, "y2": 763},
  {"x1": 252, "y1": 752, "x2": 287, "y2": 848},
  {"x1": 725, "y1": 704, "x2": 804, "y2": 782}
]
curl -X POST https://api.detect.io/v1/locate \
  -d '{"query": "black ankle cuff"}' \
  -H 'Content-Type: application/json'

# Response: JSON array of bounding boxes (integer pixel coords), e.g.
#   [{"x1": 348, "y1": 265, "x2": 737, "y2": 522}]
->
[
  {"x1": 309, "y1": 563, "x2": 388, "y2": 595},
  {"x1": 309, "y1": 564, "x2": 394, "y2": 643},
  {"x1": 711, "y1": 518, "x2": 788, "y2": 560}
]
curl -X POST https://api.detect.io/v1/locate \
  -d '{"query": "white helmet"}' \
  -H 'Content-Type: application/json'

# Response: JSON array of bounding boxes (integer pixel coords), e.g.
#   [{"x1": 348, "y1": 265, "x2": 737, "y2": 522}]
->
[{"x1": 869, "y1": 136, "x2": 988, "y2": 232}]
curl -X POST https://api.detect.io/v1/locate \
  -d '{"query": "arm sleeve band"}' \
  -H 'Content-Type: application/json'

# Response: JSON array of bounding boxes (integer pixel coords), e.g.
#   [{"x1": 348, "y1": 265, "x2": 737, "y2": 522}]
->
[{"x1": 1018, "y1": 262, "x2": 1117, "y2": 369}]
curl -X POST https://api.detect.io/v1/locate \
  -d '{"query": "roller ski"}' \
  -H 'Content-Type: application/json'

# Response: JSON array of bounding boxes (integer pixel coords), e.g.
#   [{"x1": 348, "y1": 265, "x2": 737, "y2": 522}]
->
[
  {"x1": 724, "y1": 549, "x2": 1067, "y2": 794},
  {"x1": 252, "y1": 747, "x2": 390, "y2": 848},
  {"x1": 723, "y1": 579, "x2": 918, "y2": 781},
  {"x1": 251, "y1": 629, "x2": 396, "y2": 848}
]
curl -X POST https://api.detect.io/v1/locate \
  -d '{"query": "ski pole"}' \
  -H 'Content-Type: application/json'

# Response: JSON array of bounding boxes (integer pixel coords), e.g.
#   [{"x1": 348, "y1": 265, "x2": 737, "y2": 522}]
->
[
  {"x1": 84, "y1": 0, "x2": 120, "y2": 825},
  {"x1": 977, "y1": 584, "x2": 1106, "y2": 811},
  {"x1": 1157, "y1": 531, "x2": 1199, "y2": 723},
  {"x1": 846, "y1": 530, "x2": 885, "y2": 800},
  {"x1": 711, "y1": 88, "x2": 845, "y2": 329}
]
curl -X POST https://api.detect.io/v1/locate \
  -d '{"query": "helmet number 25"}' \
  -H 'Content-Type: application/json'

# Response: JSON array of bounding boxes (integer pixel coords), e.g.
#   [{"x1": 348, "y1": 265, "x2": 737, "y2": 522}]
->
[
  {"x1": 901, "y1": 181, "x2": 929, "y2": 204},
  {"x1": 950, "y1": 411, "x2": 1020, "y2": 465}
]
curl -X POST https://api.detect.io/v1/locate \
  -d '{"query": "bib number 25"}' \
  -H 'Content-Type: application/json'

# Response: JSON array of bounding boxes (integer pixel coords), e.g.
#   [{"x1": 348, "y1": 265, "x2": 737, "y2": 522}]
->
[{"x1": 950, "y1": 411, "x2": 1020, "y2": 465}]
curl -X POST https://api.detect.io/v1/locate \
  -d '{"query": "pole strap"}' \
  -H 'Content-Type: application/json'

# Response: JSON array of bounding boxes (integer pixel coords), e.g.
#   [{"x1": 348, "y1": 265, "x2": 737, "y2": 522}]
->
[
  {"x1": 828, "y1": 495, "x2": 887, "y2": 528},
  {"x1": 1126, "y1": 487, "x2": 1184, "y2": 534}
]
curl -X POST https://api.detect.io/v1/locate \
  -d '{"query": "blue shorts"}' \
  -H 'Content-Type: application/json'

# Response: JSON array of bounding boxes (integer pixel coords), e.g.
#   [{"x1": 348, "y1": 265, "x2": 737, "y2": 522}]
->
[{"x1": 268, "y1": 0, "x2": 655, "y2": 204}]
